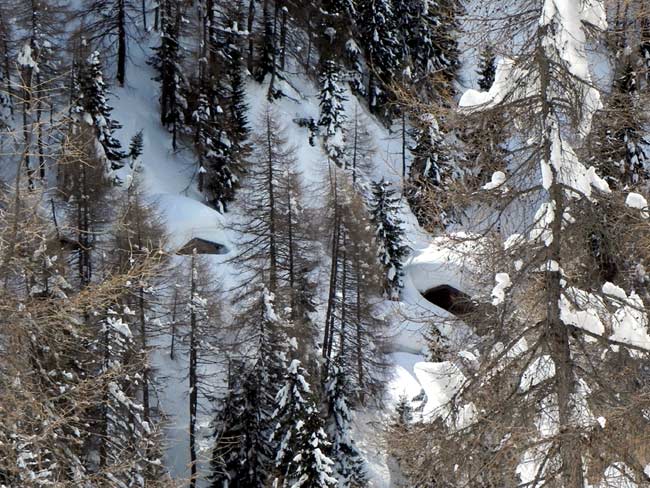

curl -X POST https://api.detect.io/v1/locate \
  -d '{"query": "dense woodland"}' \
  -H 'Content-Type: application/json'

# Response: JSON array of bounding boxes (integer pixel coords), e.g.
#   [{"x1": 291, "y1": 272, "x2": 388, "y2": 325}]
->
[{"x1": 1, "y1": 0, "x2": 650, "y2": 487}]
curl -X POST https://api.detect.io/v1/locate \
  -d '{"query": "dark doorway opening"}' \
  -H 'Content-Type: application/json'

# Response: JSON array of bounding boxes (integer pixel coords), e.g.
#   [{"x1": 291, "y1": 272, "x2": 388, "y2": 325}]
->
[{"x1": 422, "y1": 285, "x2": 475, "y2": 316}]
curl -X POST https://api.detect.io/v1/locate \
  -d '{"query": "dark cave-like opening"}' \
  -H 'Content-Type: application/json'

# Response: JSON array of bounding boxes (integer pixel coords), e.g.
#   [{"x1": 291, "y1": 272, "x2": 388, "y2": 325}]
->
[{"x1": 422, "y1": 285, "x2": 475, "y2": 316}]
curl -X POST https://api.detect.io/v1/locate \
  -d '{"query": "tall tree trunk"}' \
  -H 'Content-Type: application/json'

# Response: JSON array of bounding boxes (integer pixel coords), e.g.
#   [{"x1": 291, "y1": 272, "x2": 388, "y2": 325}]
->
[
  {"x1": 538, "y1": 34, "x2": 583, "y2": 488},
  {"x1": 247, "y1": 0, "x2": 255, "y2": 72},
  {"x1": 354, "y1": 251, "x2": 364, "y2": 403},
  {"x1": 170, "y1": 283, "x2": 178, "y2": 360},
  {"x1": 189, "y1": 253, "x2": 198, "y2": 488},
  {"x1": 266, "y1": 0, "x2": 279, "y2": 99},
  {"x1": 401, "y1": 111, "x2": 407, "y2": 179},
  {"x1": 279, "y1": 1, "x2": 287, "y2": 70},
  {"x1": 323, "y1": 170, "x2": 340, "y2": 366},
  {"x1": 266, "y1": 111, "x2": 278, "y2": 292},
  {"x1": 117, "y1": 0, "x2": 127, "y2": 86},
  {"x1": 286, "y1": 183, "x2": 295, "y2": 319},
  {"x1": 142, "y1": 0, "x2": 148, "y2": 31},
  {"x1": 0, "y1": 8, "x2": 12, "y2": 115},
  {"x1": 338, "y1": 234, "x2": 347, "y2": 358}
]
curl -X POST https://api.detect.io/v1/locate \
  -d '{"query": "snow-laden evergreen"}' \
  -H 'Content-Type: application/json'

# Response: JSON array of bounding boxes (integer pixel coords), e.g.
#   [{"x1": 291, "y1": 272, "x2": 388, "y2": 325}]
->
[
  {"x1": 74, "y1": 51, "x2": 126, "y2": 175},
  {"x1": 325, "y1": 360, "x2": 367, "y2": 487},
  {"x1": 318, "y1": 60, "x2": 347, "y2": 162},
  {"x1": 369, "y1": 179, "x2": 409, "y2": 299},
  {"x1": 271, "y1": 359, "x2": 337, "y2": 488}
]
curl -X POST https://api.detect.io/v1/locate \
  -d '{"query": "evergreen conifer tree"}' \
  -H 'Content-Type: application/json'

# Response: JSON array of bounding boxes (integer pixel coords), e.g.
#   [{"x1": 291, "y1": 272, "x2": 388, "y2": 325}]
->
[
  {"x1": 318, "y1": 60, "x2": 347, "y2": 163},
  {"x1": 406, "y1": 115, "x2": 458, "y2": 230},
  {"x1": 589, "y1": 53, "x2": 649, "y2": 188},
  {"x1": 74, "y1": 51, "x2": 126, "y2": 175},
  {"x1": 129, "y1": 129, "x2": 144, "y2": 163},
  {"x1": 192, "y1": 83, "x2": 239, "y2": 211},
  {"x1": 150, "y1": 0, "x2": 187, "y2": 150},
  {"x1": 211, "y1": 290, "x2": 287, "y2": 487},
  {"x1": 369, "y1": 179, "x2": 409, "y2": 299},
  {"x1": 325, "y1": 359, "x2": 367, "y2": 487},
  {"x1": 210, "y1": 360, "x2": 248, "y2": 487},
  {"x1": 271, "y1": 359, "x2": 337, "y2": 488},
  {"x1": 356, "y1": 0, "x2": 400, "y2": 113},
  {"x1": 393, "y1": 394, "x2": 413, "y2": 427},
  {"x1": 219, "y1": 3, "x2": 250, "y2": 148},
  {"x1": 477, "y1": 45, "x2": 496, "y2": 91}
]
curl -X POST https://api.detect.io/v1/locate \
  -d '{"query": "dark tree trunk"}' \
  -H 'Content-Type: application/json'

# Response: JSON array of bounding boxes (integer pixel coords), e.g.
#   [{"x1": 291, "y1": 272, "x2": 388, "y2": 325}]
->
[
  {"x1": 189, "y1": 254, "x2": 198, "y2": 488},
  {"x1": 117, "y1": 0, "x2": 127, "y2": 86},
  {"x1": 247, "y1": 0, "x2": 255, "y2": 73},
  {"x1": 266, "y1": 111, "x2": 278, "y2": 292}
]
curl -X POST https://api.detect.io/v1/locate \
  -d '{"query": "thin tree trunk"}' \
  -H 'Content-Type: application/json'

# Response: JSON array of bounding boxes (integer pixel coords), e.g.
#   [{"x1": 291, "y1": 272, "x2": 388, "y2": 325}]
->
[
  {"x1": 36, "y1": 71, "x2": 45, "y2": 180},
  {"x1": 286, "y1": 183, "x2": 295, "y2": 319},
  {"x1": 266, "y1": 0, "x2": 279, "y2": 99},
  {"x1": 117, "y1": 0, "x2": 127, "y2": 86},
  {"x1": 339, "y1": 235, "x2": 347, "y2": 358},
  {"x1": 189, "y1": 253, "x2": 198, "y2": 488},
  {"x1": 279, "y1": 1, "x2": 287, "y2": 70},
  {"x1": 142, "y1": 0, "x2": 148, "y2": 31},
  {"x1": 355, "y1": 251, "x2": 364, "y2": 403},
  {"x1": 402, "y1": 111, "x2": 407, "y2": 179},
  {"x1": 266, "y1": 111, "x2": 278, "y2": 292},
  {"x1": 170, "y1": 284, "x2": 178, "y2": 360},
  {"x1": 323, "y1": 170, "x2": 340, "y2": 364},
  {"x1": 0, "y1": 9, "x2": 12, "y2": 115},
  {"x1": 352, "y1": 107, "x2": 359, "y2": 183},
  {"x1": 247, "y1": 0, "x2": 255, "y2": 73}
]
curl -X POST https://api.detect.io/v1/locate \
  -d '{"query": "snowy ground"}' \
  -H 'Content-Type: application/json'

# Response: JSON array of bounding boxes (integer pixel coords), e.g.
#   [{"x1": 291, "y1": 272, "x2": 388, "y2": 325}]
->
[{"x1": 108, "y1": 33, "x2": 473, "y2": 487}]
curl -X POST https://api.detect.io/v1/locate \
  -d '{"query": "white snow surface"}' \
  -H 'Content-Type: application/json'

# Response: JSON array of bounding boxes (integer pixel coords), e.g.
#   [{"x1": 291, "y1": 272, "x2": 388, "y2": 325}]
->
[{"x1": 626, "y1": 192, "x2": 649, "y2": 218}]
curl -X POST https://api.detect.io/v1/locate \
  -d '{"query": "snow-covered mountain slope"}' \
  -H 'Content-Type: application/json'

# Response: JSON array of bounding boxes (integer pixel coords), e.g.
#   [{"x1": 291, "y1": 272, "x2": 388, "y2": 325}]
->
[{"x1": 108, "y1": 34, "x2": 473, "y2": 487}]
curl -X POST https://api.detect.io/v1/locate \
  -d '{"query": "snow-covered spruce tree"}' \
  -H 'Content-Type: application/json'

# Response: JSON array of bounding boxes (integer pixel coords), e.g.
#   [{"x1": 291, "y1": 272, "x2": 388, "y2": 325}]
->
[
  {"x1": 253, "y1": 0, "x2": 287, "y2": 99},
  {"x1": 325, "y1": 358, "x2": 367, "y2": 487},
  {"x1": 150, "y1": 0, "x2": 187, "y2": 150},
  {"x1": 369, "y1": 178, "x2": 409, "y2": 300},
  {"x1": 588, "y1": 52, "x2": 648, "y2": 188},
  {"x1": 318, "y1": 59, "x2": 347, "y2": 163},
  {"x1": 209, "y1": 359, "x2": 247, "y2": 487},
  {"x1": 218, "y1": 1, "x2": 250, "y2": 150},
  {"x1": 129, "y1": 129, "x2": 144, "y2": 164},
  {"x1": 477, "y1": 44, "x2": 496, "y2": 91},
  {"x1": 398, "y1": 1, "x2": 650, "y2": 486},
  {"x1": 270, "y1": 359, "x2": 337, "y2": 488},
  {"x1": 356, "y1": 0, "x2": 401, "y2": 114},
  {"x1": 192, "y1": 81, "x2": 239, "y2": 212},
  {"x1": 406, "y1": 113, "x2": 458, "y2": 231},
  {"x1": 210, "y1": 289, "x2": 288, "y2": 487},
  {"x1": 394, "y1": 0, "x2": 460, "y2": 97},
  {"x1": 82, "y1": 0, "x2": 143, "y2": 85},
  {"x1": 74, "y1": 50, "x2": 127, "y2": 175},
  {"x1": 254, "y1": 0, "x2": 275, "y2": 83}
]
